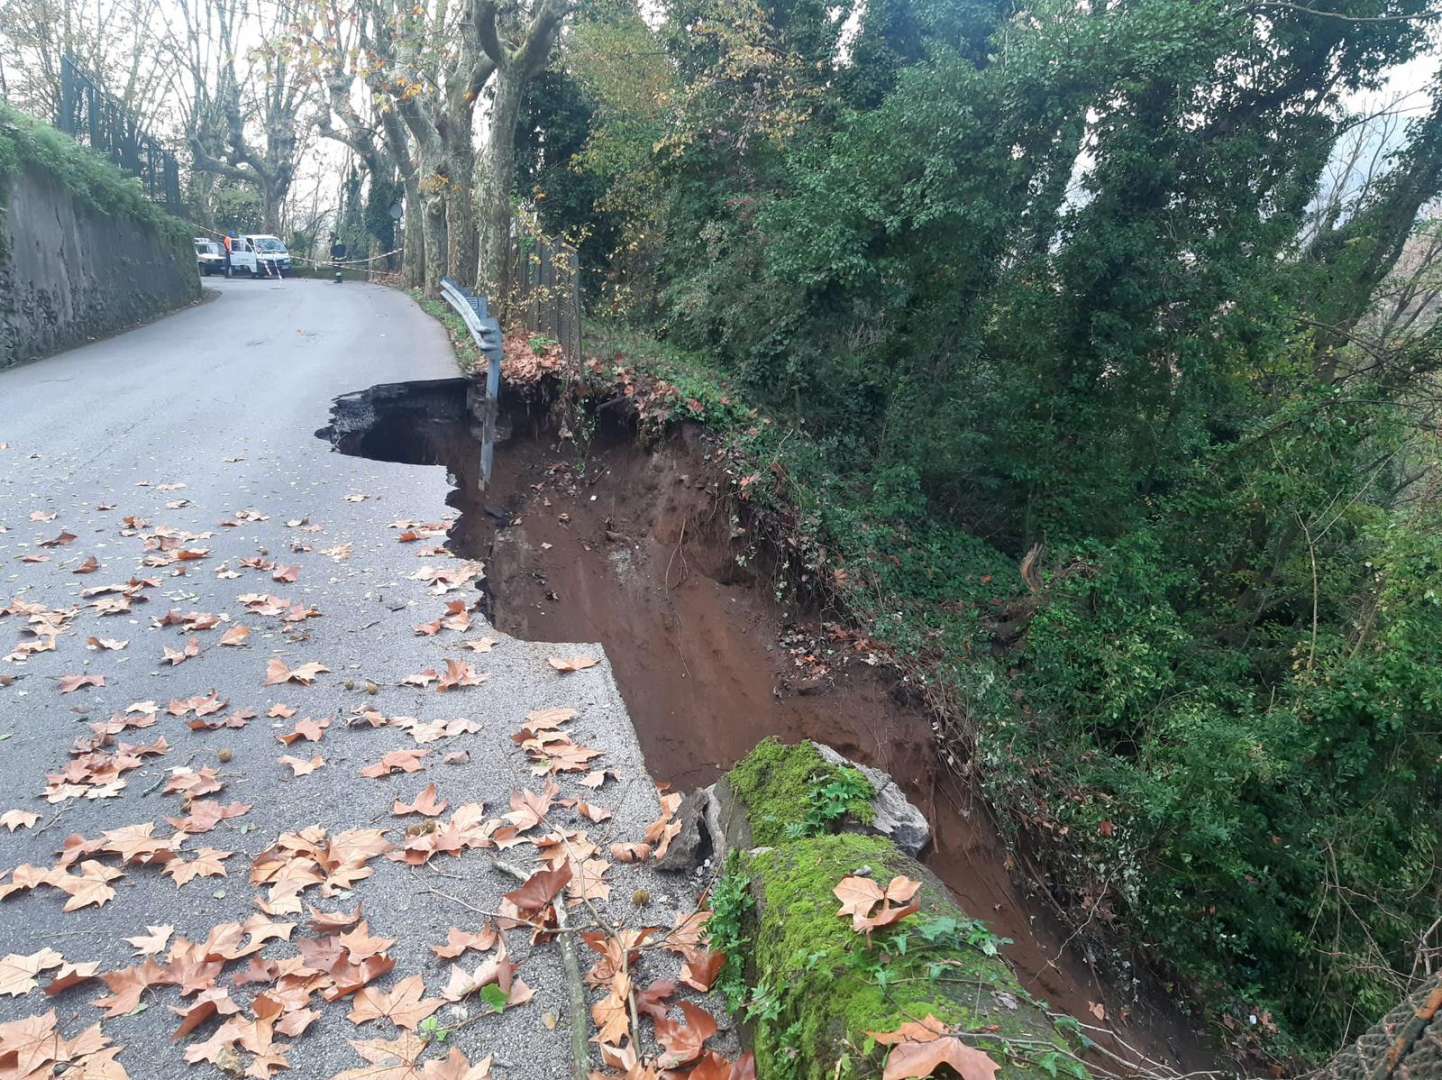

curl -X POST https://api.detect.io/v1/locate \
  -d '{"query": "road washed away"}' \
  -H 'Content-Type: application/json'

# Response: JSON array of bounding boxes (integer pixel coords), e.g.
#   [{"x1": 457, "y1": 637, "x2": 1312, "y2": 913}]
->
[{"x1": 0, "y1": 415, "x2": 747, "y2": 1077}]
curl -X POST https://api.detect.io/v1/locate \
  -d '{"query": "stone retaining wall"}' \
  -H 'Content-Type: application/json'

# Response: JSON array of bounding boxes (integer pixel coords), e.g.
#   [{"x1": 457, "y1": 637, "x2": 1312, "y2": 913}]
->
[{"x1": 1, "y1": 113, "x2": 198, "y2": 368}]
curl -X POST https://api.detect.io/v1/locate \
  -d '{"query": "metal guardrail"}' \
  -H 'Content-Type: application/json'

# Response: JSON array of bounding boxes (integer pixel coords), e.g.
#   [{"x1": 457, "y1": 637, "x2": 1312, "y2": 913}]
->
[{"x1": 439, "y1": 276, "x2": 504, "y2": 491}]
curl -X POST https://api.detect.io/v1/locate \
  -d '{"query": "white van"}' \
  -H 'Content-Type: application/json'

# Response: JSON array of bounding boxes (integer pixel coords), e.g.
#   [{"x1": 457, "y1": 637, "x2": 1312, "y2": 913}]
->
[{"x1": 227, "y1": 234, "x2": 293, "y2": 278}]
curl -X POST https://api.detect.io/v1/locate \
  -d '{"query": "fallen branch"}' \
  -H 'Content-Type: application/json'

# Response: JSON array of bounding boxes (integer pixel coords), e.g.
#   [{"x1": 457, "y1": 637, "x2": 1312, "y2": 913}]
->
[{"x1": 491, "y1": 859, "x2": 591, "y2": 1080}]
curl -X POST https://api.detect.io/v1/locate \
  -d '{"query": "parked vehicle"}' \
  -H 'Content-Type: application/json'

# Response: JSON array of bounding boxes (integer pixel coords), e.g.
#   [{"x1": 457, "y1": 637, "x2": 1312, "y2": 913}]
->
[
  {"x1": 224, "y1": 234, "x2": 292, "y2": 278},
  {"x1": 245, "y1": 234, "x2": 292, "y2": 277},
  {"x1": 194, "y1": 238, "x2": 226, "y2": 276}
]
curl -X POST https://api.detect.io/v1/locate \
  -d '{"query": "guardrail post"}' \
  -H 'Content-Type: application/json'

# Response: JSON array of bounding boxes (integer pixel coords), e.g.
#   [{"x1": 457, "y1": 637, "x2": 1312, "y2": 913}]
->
[{"x1": 439, "y1": 276, "x2": 504, "y2": 492}]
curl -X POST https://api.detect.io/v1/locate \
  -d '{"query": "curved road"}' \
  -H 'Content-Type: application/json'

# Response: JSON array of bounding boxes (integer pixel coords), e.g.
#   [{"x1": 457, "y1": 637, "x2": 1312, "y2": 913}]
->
[{"x1": 0, "y1": 280, "x2": 703, "y2": 1077}]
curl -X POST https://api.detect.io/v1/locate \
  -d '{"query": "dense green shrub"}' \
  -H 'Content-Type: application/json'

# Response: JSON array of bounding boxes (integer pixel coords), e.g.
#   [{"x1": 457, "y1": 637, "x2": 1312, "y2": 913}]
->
[{"x1": 548, "y1": 0, "x2": 1442, "y2": 1057}]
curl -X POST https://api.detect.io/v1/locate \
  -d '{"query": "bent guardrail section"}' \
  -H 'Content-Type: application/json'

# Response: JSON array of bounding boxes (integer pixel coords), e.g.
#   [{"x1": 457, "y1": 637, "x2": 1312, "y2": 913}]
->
[{"x1": 439, "y1": 276, "x2": 504, "y2": 491}]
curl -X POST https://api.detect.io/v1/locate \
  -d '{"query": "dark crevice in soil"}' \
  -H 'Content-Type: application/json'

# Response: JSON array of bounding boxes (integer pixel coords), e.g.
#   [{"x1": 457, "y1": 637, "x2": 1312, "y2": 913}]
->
[{"x1": 315, "y1": 378, "x2": 1224, "y2": 1077}]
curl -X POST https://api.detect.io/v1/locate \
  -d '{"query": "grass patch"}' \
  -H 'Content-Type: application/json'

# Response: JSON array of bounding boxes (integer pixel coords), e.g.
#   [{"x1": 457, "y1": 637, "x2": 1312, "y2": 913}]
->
[{"x1": 414, "y1": 291, "x2": 482, "y2": 374}]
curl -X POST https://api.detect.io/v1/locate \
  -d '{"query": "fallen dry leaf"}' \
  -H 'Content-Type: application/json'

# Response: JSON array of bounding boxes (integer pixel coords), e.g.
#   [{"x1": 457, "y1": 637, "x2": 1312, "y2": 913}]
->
[
  {"x1": 0, "y1": 947, "x2": 63, "y2": 996},
  {"x1": 57, "y1": 861, "x2": 123, "y2": 911},
  {"x1": 167, "y1": 800, "x2": 251, "y2": 834},
  {"x1": 868, "y1": 1014, "x2": 1002, "y2": 1080},
  {"x1": 0, "y1": 810, "x2": 40, "y2": 832},
  {"x1": 547, "y1": 655, "x2": 599, "y2": 674},
  {"x1": 279, "y1": 754, "x2": 326, "y2": 776},
  {"x1": 163, "y1": 636, "x2": 202, "y2": 666},
  {"x1": 502, "y1": 864, "x2": 572, "y2": 919},
  {"x1": 431, "y1": 926, "x2": 497, "y2": 960},
  {"x1": 393, "y1": 784, "x2": 448, "y2": 817},
  {"x1": 171, "y1": 987, "x2": 240, "y2": 1041},
  {"x1": 219, "y1": 625, "x2": 251, "y2": 647},
  {"x1": 655, "y1": 1001, "x2": 720, "y2": 1069},
  {"x1": 436, "y1": 659, "x2": 486, "y2": 692},
  {"x1": 347, "y1": 974, "x2": 443, "y2": 1030},
  {"x1": 833, "y1": 874, "x2": 921, "y2": 937},
  {"x1": 277, "y1": 718, "x2": 330, "y2": 745},
  {"x1": 124, "y1": 925, "x2": 174, "y2": 957},
  {"x1": 57, "y1": 674, "x2": 105, "y2": 694},
  {"x1": 360, "y1": 750, "x2": 428, "y2": 779},
  {"x1": 337, "y1": 922, "x2": 395, "y2": 962},
  {"x1": 265, "y1": 658, "x2": 330, "y2": 686},
  {"x1": 680, "y1": 947, "x2": 728, "y2": 993},
  {"x1": 635, "y1": 979, "x2": 675, "y2": 1023},
  {"x1": 609, "y1": 842, "x2": 653, "y2": 863},
  {"x1": 309, "y1": 903, "x2": 365, "y2": 933},
  {"x1": 162, "y1": 848, "x2": 233, "y2": 886},
  {"x1": 165, "y1": 766, "x2": 224, "y2": 800},
  {"x1": 43, "y1": 961, "x2": 100, "y2": 997}
]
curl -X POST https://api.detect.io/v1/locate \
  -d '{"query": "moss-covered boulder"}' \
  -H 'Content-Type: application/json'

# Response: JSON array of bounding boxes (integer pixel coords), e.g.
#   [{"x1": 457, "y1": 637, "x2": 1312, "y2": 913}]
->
[{"x1": 708, "y1": 739, "x2": 1088, "y2": 1080}]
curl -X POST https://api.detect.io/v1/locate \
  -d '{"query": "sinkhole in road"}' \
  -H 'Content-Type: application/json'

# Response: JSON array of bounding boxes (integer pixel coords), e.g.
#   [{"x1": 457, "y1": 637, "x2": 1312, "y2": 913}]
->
[{"x1": 315, "y1": 376, "x2": 1220, "y2": 1072}]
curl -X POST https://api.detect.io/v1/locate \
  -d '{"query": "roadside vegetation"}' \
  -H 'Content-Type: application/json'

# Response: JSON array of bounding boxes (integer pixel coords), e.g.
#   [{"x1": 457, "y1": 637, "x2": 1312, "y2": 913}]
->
[
  {"x1": 500, "y1": 0, "x2": 1442, "y2": 1065},
  {"x1": 0, "y1": 102, "x2": 191, "y2": 254}
]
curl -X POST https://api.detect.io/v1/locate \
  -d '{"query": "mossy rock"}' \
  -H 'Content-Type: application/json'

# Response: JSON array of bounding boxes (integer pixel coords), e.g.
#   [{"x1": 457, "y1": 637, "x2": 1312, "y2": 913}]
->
[
  {"x1": 724, "y1": 737, "x2": 875, "y2": 848},
  {"x1": 714, "y1": 740, "x2": 1084, "y2": 1079}
]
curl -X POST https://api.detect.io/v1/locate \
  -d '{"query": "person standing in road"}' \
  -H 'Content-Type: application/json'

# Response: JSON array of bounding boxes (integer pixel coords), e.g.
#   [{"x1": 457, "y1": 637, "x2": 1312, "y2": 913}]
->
[
  {"x1": 222, "y1": 232, "x2": 234, "y2": 278},
  {"x1": 329, "y1": 236, "x2": 348, "y2": 284}
]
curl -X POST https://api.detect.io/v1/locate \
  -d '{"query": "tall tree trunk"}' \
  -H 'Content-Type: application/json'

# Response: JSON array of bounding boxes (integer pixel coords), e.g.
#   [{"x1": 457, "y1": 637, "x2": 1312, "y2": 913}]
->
[
  {"x1": 447, "y1": 134, "x2": 479, "y2": 287},
  {"x1": 402, "y1": 175, "x2": 424, "y2": 289},
  {"x1": 478, "y1": 71, "x2": 523, "y2": 304},
  {"x1": 422, "y1": 186, "x2": 449, "y2": 295},
  {"x1": 262, "y1": 182, "x2": 282, "y2": 234}
]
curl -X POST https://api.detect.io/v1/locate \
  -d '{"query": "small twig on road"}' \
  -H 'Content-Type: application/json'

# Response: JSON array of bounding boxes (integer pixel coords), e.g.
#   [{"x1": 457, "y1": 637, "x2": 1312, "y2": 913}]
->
[
  {"x1": 35, "y1": 805, "x2": 71, "y2": 834},
  {"x1": 424, "y1": 885, "x2": 594, "y2": 937}
]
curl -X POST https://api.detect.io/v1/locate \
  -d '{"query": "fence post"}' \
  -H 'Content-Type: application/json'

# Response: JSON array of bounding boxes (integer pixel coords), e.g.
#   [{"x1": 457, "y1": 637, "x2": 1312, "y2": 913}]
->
[
  {"x1": 58, "y1": 55, "x2": 74, "y2": 132},
  {"x1": 567, "y1": 246, "x2": 581, "y2": 366},
  {"x1": 506, "y1": 217, "x2": 583, "y2": 367}
]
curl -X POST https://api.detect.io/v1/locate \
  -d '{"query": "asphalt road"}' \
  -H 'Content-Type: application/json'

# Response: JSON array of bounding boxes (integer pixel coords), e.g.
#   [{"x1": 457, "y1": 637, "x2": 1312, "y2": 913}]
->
[{"x1": 0, "y1": 279, "x2": 721, "y2": 1077}]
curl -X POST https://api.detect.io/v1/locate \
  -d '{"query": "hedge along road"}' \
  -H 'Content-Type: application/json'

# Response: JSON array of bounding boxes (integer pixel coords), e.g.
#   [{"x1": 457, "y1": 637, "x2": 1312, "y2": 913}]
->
[{"x1": 0, "y1": 278, "x2": 732, "y2": 1078}]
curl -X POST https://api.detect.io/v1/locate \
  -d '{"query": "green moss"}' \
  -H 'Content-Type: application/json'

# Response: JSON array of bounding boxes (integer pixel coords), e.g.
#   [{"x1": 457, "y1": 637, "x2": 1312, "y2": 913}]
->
[
  {"x1": 743, "y1": 833, "x2": 1068, "y2": 1079},
  {"x1": 720, "y1": 742, "x2": 1082, "y2": 1077},
  {"x1": 728, "y1": 738, "x2": 875, "y2": 847}
]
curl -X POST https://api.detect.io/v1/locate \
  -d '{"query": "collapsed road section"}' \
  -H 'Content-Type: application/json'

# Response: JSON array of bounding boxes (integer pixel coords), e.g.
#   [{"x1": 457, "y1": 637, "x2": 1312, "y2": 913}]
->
[{"x1": 315, "y1": 378, "x2": 1226, "y2": 1076}]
